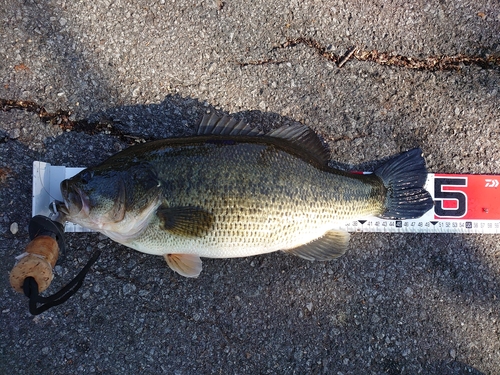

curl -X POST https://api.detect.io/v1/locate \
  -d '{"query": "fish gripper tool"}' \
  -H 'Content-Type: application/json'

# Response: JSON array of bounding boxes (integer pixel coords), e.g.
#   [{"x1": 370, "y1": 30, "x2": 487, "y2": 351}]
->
[{"x1": 9, "y1": 215, "x2": 100, "y2": 315}]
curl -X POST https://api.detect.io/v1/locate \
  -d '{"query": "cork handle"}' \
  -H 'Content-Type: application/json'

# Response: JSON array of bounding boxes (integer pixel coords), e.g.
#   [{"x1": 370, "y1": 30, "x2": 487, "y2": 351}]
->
[{"x1": 9, "y1": 235, "x2": 60, "y2": 293}]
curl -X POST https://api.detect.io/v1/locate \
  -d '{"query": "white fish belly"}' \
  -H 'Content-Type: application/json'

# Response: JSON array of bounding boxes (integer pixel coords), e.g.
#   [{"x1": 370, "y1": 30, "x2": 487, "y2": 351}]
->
[{"x1": 123, "y1": 208, "x2": 367, "y2": 259}]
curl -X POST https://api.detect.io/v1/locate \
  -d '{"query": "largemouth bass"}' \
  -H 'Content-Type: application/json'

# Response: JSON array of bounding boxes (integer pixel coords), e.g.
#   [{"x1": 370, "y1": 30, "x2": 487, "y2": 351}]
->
[{"x1": 56, "y1": 113, "x2": 433, "y2": 277}]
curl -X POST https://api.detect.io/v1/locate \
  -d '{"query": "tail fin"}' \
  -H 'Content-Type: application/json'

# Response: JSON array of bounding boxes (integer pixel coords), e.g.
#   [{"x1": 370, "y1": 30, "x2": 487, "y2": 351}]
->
[{"x1": 374, "y1": 148, "x2": 434, "y2": 220}]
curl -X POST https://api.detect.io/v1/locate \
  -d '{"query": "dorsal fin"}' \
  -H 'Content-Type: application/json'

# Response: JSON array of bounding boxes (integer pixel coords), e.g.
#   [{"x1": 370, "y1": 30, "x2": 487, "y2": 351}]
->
[
  {"x1": 197, "y1": 113, "x2": 330, "y2": 166},
  {"x1": 267, "y1": 124, "x2": 330, "y2": 165},
  {"x1": 198, "y1": 113, "x2": 263, "y2": 137}
]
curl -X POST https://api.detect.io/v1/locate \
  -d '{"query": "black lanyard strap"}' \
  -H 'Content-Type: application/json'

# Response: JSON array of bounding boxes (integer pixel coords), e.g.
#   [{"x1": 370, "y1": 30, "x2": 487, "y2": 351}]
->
[{"x1": 22, "y1": 250, "x2": 101, "y2": 315}]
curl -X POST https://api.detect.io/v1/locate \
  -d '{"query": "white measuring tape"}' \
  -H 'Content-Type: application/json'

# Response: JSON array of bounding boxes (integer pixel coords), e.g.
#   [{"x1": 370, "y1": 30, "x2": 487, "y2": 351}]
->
[
  {"x1": 343, "y1": 174, "x2": 500, "y2": 234},
  {"x1": 33, "y1": 162, "x2": 500, "y2": 234}
]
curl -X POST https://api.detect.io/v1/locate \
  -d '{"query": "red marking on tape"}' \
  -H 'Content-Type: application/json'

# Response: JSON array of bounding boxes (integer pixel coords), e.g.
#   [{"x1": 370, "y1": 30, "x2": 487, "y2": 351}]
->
[{"x1": 434, "y1": 174, "x2": 500, "y2": 220}]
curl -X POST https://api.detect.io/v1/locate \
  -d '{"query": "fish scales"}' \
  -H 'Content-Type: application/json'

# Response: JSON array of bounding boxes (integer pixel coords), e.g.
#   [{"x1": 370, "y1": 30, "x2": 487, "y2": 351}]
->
[{"x1": 57, "y1": 113, "x2": 433, "y2": 277}]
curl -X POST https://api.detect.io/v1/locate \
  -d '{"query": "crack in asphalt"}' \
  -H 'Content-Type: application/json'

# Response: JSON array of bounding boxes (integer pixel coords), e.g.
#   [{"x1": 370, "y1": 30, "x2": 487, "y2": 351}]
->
[
  {"x1": 1, "y1": 98, "x2": 73, "y2": 127},
  {"x1": 241, "y1": 37, "x2": 500, "y2": 71},
  {"x1": 235, "y1": 59, "x2": 288, "y2": 67},
  {"x1": 0, "y1": 98, "x2": 152, "y2": 143}
]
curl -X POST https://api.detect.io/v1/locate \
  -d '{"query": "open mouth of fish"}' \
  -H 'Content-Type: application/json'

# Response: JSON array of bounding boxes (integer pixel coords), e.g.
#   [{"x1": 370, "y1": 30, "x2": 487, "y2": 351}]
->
[{"x1": 55, "y1": 180, "x2": 90, "y2": 218}]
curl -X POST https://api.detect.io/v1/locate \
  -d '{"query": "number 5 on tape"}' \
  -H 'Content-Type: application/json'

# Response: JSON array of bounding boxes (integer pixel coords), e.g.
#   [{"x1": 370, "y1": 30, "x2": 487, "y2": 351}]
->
[{"x1": 433, "y1": 174, "x2": 500, "y2": 220}]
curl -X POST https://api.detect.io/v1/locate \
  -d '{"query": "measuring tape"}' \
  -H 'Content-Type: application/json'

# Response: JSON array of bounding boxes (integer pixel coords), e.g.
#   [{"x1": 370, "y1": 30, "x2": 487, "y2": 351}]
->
[
  {"x1": 33, "y1": 162, "x2": 500, "y2": 234},
  {"x1": 343, "y1": 174, "x2": 500, "y2": 234}
]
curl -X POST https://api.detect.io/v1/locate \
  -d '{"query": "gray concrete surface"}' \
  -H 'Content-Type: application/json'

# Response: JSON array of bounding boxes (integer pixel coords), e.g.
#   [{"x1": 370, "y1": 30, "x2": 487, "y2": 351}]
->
[{"x1": 1, "y1": 0, "x2": 499, "y2": 374}]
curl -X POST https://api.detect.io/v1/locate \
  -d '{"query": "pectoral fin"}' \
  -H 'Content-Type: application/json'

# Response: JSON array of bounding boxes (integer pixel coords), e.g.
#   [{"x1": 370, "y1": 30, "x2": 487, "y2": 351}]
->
[
  {"x1": 164, "y1": 254, "x2": 202, "y2": 278},
  {"x1": 285, "y1": 230, "x2": 350, "y2": 261},
  {"x1": 157, "y1": 205, "x2": 214, "y2": 237}
]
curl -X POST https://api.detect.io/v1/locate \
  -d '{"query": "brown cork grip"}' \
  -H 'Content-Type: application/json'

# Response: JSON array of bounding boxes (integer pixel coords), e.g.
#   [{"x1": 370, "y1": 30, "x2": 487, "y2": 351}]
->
[{"x1": 9, "y1": 235, "x2": 60, "y2": 293}]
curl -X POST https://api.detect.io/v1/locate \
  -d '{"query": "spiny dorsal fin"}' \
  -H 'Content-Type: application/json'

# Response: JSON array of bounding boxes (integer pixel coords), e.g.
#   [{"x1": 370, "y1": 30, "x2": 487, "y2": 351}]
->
[
  {"x1": 197, "y1": 113, "x2": 330, "y2": 166},
  {"x1": 285, "y1": 230, "x2": 350, "y2": 261},
  {"x1": 198, "y1": 113, "x2": 263, "y2": 137}
]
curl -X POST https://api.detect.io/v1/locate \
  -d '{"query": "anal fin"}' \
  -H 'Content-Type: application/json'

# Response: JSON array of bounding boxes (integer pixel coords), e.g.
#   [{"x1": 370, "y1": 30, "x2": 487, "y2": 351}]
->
[
  {"x1": 164, "y1": 254, "x2": 202, "y2": 278},
  {"x1": 285, "y1": 230, "x2": 350, "y2": 261}
]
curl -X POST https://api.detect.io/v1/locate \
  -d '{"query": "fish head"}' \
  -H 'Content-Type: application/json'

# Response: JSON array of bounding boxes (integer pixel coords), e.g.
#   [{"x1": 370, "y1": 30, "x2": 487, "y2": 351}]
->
[{"x1": 58, "y1": 167, "x2": 128, "y2": 230}]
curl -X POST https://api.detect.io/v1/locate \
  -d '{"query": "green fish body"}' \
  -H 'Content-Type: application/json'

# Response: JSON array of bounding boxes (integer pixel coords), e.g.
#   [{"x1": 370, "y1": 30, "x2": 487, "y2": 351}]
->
[{"x1": 57, "y1": 114, "x2": 433, "y2": 277}]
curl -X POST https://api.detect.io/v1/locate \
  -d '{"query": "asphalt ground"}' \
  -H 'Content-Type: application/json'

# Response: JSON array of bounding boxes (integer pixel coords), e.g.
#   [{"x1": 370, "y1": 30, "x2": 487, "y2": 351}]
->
[{"x1": 1, "y1": 0, "x2": 499, "y2": 374}]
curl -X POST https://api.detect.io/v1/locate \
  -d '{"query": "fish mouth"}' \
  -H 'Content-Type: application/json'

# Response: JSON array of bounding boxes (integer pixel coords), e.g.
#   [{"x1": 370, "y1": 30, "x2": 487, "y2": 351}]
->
[{"x1": 59, "y1": 179, "x2": 90, "y2": 217}]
